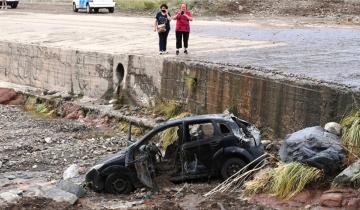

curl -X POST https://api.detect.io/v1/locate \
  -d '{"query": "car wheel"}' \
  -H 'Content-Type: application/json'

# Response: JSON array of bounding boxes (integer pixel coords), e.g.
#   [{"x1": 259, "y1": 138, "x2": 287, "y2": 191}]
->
[
  {"x1": 94, "y1": 8, "x2": 99, "y2": 13},
  {"x1": 221, "y1": 158, "x2": 246, "y2": 179},
  {"x1": 105, "y1": 173, "x2": 133, "y2": 194},
  {"x1": 108, "y1": 7, "x2": 114, "y2": 13},
  {"x1": 11, "y1": 3, "x2": 17, "y2": 9},
  {"x1": 73, "y1": 3, "x2": 78, "y2": 12},
  {"x1": 86, "y1": 4, "x2": 92, "y2": 14}
]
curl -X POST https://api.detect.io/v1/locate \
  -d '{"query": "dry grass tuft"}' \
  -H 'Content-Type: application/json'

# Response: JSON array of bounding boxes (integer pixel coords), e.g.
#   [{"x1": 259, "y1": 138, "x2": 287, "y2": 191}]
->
[
  {"x1": 341, "y1": 110, "x2": 360, "y2": 163},
  {"x1": 244, "y1": 162, "x2": 323, "y2": 199},
  {"x1": 118, "y1": 121, "x2": 144, "y2": 137}
]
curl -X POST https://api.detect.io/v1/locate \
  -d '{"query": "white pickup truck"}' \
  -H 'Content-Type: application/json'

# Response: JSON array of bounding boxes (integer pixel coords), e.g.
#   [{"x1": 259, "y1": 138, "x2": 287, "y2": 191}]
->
[
  {"x1": 1, "y1": 0, "x2": 19, "y2": 8},
  {"x1": 73, "y1": 0, "x2": 115, "y2": 13}
]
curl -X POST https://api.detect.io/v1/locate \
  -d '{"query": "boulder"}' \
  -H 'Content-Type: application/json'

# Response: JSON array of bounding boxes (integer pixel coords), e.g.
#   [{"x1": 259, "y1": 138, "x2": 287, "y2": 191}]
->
[
  {"x1": 24, "y1": 185, "x2": 78, "y2": 205},
  {"x1": 63, "y1": 164, "x2": 80, "y2": 180},
  {"x1": 279, "y1": 126, "x2": 346, "y2": 175},
  {"x1": 333, "y1": 160, "x2": 360, "y2": 188},
  {"x1": 57, "y1": 180, "x2": 86, "y2": 198},
  {"x1": 324, "y1": 122, "x2": 342, "y2": 136},
  {"x1": 0, "y1": 88, "x2": 24, "y2": 105},
  {"x1": 320, "y1": 192, "x2": 343, "y2": 207},
  {"x1": 0, "y1": 192, "x2": 20, "y2": 204}
]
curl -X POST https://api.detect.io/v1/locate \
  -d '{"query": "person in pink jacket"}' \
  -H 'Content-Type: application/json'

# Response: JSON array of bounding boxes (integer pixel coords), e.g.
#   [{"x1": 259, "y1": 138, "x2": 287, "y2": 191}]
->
[{"x1": 172, "y1": 3, "x2": 193, "y2": 55}]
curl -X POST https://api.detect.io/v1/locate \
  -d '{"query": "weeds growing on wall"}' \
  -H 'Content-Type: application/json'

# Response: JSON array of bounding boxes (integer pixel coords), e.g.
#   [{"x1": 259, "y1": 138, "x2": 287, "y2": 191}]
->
[
  {"x1": 153, "y1": 99, "x2": 184, "y2": 119},
  {"x1": 244, "y1": 162, "x2": 323, "y2": 199},
  {"x1": 341, "y1": 110, "x2": 360, "y2": 163}
]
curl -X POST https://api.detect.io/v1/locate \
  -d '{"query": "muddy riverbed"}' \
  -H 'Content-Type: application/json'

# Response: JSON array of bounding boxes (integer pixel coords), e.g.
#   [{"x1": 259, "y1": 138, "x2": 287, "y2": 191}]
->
[{"x1": 0, "y1": 104, "x2": 268, "y2": 209}]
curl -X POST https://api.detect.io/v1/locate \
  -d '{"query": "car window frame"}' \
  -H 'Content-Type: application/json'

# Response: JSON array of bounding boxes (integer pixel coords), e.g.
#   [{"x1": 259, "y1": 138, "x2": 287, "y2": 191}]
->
[{"x1": 184, "y1": 119, "x2": 220, "y2": 142}]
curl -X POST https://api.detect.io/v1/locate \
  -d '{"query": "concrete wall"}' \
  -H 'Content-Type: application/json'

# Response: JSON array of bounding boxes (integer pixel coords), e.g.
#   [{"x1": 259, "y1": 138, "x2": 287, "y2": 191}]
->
[
  {"x1": 158, "y1": 60, "x2": 360, "y2": 138},
  {"x1": 0, "y1": 42, "x2": 114, "y2": 99},
  {"x1": 0, "y1": 41, "x2": 359, "y2": 138}
]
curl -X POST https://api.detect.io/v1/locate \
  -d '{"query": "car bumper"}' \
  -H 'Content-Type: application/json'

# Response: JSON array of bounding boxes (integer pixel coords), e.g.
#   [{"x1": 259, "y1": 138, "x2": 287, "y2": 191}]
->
[
  {"x1": 85, "y1": 167, "x2": 105, "y2": 191},
  {"x1": 89, "y1": 2, "x2": 115, "y2": 8}
]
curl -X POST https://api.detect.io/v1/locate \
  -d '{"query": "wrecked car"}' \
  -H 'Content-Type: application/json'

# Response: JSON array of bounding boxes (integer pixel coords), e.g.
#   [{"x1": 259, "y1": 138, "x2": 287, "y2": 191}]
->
[{"x1": 85, "y1": 114, "x2": 264, "y2": 194}]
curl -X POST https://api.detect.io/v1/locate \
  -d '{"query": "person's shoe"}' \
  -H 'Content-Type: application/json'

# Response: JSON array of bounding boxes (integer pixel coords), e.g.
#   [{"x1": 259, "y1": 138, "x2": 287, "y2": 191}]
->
[
  {"x1": 159, "y1": 51, "x2": 164, "y2": 55},
  {"x1": 184, "y1": 50, "x2": 188, "y2": 54},
  {"x1": 176, "y1": 50, "x2": 179, "y2": 55}
]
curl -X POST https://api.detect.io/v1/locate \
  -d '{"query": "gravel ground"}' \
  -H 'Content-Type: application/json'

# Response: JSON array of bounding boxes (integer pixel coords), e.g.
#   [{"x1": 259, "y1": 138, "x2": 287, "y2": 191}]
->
[
  {"x1": 0, "y1": 104, "x2": 127, "y2": 179},
  {"x1": 0, "y1": 104, "x2": 270, "y2": 209}
]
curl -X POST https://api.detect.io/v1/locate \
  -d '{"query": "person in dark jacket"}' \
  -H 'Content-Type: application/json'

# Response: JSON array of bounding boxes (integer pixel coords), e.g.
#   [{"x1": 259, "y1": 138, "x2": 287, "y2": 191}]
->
[{"x1": 154, "y1": 4, "x2": 171, "y2": 55}]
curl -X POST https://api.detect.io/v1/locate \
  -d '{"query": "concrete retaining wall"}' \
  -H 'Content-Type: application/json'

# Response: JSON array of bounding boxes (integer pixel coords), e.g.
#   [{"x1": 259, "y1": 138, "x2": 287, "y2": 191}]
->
[
  {"x1": 0, "y1": 41, "x2": 359, "y2": 138},
  {"x1": 0, "y1": 42, "x2": 114, "y2": 99}
]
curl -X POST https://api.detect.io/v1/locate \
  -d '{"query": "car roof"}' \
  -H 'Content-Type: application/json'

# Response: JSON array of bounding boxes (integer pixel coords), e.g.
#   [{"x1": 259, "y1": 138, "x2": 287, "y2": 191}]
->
[{"x1": 158, "y1": 114, "x2": 234, "y2": 127}]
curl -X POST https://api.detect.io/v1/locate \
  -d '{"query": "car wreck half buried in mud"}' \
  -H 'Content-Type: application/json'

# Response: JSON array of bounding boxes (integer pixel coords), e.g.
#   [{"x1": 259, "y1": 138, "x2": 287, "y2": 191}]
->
[{"x1": 85, "y1": 114, "x2": 264, "y2": 194}]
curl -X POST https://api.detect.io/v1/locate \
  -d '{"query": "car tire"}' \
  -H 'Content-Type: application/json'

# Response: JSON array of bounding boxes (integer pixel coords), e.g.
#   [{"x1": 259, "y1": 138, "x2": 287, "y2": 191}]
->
[
  {"x1": 11, "y1": 2, "x2": 18, "y2": 9},
  {"x1": 105, "y1": 173, "x2": 133, "y2": 194},
  {"x1": 94, "y1": 8, "x2": 99, "y2": 13},
  {"x1": 221, "y1": 158, "x2": 246, "y2": 179},
  {"x1": 86, "y1": 4, "x2": 92, "y2": 14},
  {"x1": 108, "y1": 7, "x2": 114, "y2": 13},
  {"x1": 73, "y1": 3, "x2": 78, "y2": 12}
]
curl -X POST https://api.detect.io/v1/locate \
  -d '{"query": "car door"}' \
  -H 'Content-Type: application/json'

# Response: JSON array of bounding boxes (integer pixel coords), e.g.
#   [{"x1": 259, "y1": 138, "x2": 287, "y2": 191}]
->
[
  {"x1": 182, "y1": 120, "x2": 220, "y2": 169},
  {"x1": 79, "y1": 0, "x2": 87, "y2": 8},
  {"x1": 132, "y1": 123, "x2": 183, "y2": 189}
]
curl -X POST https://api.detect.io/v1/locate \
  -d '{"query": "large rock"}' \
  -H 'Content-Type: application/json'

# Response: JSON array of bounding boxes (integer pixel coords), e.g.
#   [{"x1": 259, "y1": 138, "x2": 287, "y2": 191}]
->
[
  {"x1": 0, "y1": 88, "x2": 24, "y2": 105},
  {"x1": 57, "y1": 180, "x2": 86, "y2": 198},
  {"x1": 320, "y1": 189, "x2": 360, "y2": 209},
  {"x1": 0, "y1": 192, "x2": 20, "y2": 204},
  {"x1": 320, "y1": 192, "x2": 343, "y2": 207},
  {"x1": 63, "y1": 164, "x2": 80, "y2": 180},
  {"x1": 24, "y1": 185, "x2": 78, "y2": 205},
  {"x1": 279, "y1": 126, "x2": 346, "y2": 175},
  {"x1": 333, "y1": 160, "x2": 360, "y2": 188}
]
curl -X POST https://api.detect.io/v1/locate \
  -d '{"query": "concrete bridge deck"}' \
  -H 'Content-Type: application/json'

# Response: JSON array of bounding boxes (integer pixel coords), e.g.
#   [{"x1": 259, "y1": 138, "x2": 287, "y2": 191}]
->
[{"x1": 0, "y1": 11, "x2": 359, "y2": 91}]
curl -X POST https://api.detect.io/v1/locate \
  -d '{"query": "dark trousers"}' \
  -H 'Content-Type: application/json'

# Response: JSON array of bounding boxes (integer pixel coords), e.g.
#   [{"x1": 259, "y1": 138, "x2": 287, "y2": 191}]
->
[
  {"x1": 158, "y1": 30, "x2": 169, "y2": 51},
  {"x1": 176, "y1": 31, "x2": 189, "y2": 49}
]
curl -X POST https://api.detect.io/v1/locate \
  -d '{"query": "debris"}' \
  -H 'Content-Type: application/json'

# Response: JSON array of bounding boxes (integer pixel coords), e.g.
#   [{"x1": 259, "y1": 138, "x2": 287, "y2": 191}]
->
[
  {"x1": 279, "y1": 126, "x2": 346, "y2": 176},
  {"x1": 333, "y1": 159, "x2": 360, "y2": 188},
  {"x1": 217, "y1": 202, "x2": 226, "y2": 210},
  {"x1": 63, "y1": 164, "x2": 80, "y2": 180},
  {"x1": 109, "y1": 99, "x2": 117, "y2": 104},
  {"x1": 204, "y1": 154, "x2": 268, "y2": 197},
  {"x1": 0, "y1": 192, "x2": 20, "y2": 204},
  {"x1": 44, "y1": 137, "x2": 52, "y2": 144},
  {"x1": 4, "y1": 174, "x2": 16, "y2": 180}
]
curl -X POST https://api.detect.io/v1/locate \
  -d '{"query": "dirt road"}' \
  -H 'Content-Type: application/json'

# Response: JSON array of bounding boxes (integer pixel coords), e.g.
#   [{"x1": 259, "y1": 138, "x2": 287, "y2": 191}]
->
[{"x1": 1, "y1": 4, "x2": 359, "y2": 90}]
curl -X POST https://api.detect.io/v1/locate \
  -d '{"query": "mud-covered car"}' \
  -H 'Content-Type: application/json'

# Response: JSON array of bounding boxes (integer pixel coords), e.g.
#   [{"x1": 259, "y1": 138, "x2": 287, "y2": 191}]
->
[{"x1": 86, "y1": 114, "x2": 264, "y2": 194}]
